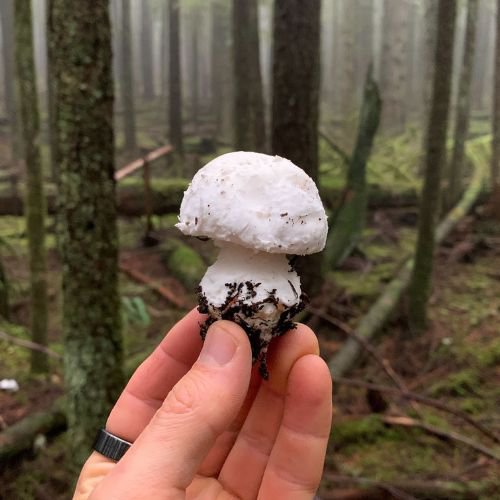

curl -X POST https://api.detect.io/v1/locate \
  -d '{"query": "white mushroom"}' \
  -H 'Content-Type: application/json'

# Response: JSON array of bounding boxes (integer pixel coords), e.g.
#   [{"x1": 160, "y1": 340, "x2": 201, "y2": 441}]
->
[{"x1": 176, "y1": 151, "x2": 328, "y2": 378}]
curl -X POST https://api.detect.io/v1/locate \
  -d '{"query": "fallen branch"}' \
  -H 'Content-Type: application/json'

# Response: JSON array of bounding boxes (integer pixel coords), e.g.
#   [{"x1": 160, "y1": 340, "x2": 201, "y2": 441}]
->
[
  {"x1": 319, "y1": 129, "x2": 351, "y2": 168},
  {"x1": 382, "y1": 415, "x2": 500, "y2": 462},
  {"x1": 119, "y1": 261, "x2": 190, "y2": 309},
  {"x1": 322, "y1": 474, "x2": 494, "y2": 500},
  {"x1": 308, "y1": 307, "x2": 421, "y2": 415},
  {"x1": 114, "y1": 145, "x2": 173, "y2": 181},
  {"x1": 329, "y1": 136, "x2": 489, "y2": 378},
  {"x1": 0, "y1": 401, "x2": 66, "y2": 462},
  {"x1": 336, "y1": 378, "x2": 500, "y2": 445},
  {"x1": 0, "y1": 330, "x2": 62, "y2": 360}
]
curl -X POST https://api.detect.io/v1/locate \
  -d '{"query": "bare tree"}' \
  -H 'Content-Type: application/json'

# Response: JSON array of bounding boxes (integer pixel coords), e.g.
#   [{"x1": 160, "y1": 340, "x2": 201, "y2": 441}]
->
[
  {"x1": 449, "y1": 0, "x2": 479, "y2": 207},
  {"x1": 272, "y1": 0, "x2": 321, "y2": 293},
  {"x1": 50, "y1": 0, "x2": 124, "y2": 463},
  {"x1": 408, "y1": 0, "x2": 457, "y2": 334},
  {"x1": 233, "y1": 0, "x2": 266, "y2": 151},
  {"x1": 169, "y1": 0, "x2": 183, "y2": 156},
  {"x1": 14, "y1": 0, "x2": 49, "y2": 374}
]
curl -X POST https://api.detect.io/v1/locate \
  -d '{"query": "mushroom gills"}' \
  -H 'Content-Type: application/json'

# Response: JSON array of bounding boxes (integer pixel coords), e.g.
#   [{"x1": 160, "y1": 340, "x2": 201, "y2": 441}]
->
[{"x1": 197, "y1": 243, "x2": 307, "y2": 379}]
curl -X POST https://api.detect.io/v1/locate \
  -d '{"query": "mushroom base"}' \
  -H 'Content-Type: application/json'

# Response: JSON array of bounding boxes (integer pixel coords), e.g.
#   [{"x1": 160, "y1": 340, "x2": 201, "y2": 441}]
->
[{"x1": 197, "y1": 282, "x2": 307, "y2": 379}]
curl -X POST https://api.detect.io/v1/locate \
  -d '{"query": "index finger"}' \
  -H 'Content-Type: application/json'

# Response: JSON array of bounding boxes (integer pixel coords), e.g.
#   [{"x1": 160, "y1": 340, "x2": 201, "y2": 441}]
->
[{"x1": 106, "y1": 308, "x2": 205, "y2": 442}]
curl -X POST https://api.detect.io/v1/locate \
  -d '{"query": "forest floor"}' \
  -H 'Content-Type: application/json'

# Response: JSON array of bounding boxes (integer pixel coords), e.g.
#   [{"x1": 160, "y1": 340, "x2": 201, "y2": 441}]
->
[
  {"x1": 0, "y1": 202, "x2": 498, "y2": 499},
  {"x1": 0, "y1": 117, "x2": 499, "y2": 498}
]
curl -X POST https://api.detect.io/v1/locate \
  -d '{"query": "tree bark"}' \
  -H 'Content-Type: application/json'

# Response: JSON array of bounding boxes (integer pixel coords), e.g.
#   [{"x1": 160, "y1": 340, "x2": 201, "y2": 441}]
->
[
  {"x1": 140, "y1": 0, "x2": 154, "y2": 101},
  {"x1": 14, "y1": 0, "x2": 49, "y2": 374},
  {"x1": 211, "y1": 0, "x2": 233, "y2": 144},
  {"x1": 449, "y1": 0, "x2": 479, "y2": 207},
  {"x1": 0, "y1": 0, "x2": 19, "y2": 161},
  {"x1": 380, "y1": 0, "x2": 408, "y2": 133},
  {"x1": 408, "y1": 0, "x2": 457, "y2": 334},
  {"x1": 121, "y1": 0, "x2": 137, "y2": 154},
  {"x1": 0, "y1": 258, "x2": 9, "y2": 320},
  {"x1": 491, "y1": 0, "x2": 500, "y2": 189},
  {"x1": 168, "y1": 0, "x2": 183, "y2": 156},
  {"x1": 190, "y1": 6, "x2": 200, "y2": 133},
  {"x1": 324, "y1": 69, "x2": 382, "y2": 270},
  {"x1": 272, "y1": 0, "x2": 321, "y2": 295},
  {"x1": 232, "y1": 0, "x2": 266, "y2": 151},
  {"x1": 51, "y1": 0, "x2": 124, "y2": 464}
]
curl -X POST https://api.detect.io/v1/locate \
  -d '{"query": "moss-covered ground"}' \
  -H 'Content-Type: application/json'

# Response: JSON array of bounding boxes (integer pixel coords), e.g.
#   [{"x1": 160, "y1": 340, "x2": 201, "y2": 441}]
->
[{"x1": 0, "y1": 113, "x2": 499, "y2": 498}]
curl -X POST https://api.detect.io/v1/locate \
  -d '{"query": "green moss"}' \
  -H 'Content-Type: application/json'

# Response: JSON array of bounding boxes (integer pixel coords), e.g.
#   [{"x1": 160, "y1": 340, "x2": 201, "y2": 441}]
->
[
  {"x1": 429, "y1": 369, "x2": 480, "y2": 397},
  {"x1": 330, "y1": 415, "x2": 405, "y2": 449},
  {"x1": 162, "y1": 238, "x2": 206, "y2": 290}
]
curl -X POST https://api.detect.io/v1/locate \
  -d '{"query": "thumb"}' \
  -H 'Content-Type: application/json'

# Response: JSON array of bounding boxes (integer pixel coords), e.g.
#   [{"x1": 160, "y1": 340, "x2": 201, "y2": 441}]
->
[{"x1": 96, "y1": 321, "x2": 252, "y2": 497}]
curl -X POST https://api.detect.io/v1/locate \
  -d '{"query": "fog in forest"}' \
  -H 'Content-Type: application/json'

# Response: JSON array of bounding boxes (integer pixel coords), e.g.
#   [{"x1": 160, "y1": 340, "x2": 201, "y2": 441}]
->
[{"x1": 1, "y1": 1, "x2": 500, "y2": 499}]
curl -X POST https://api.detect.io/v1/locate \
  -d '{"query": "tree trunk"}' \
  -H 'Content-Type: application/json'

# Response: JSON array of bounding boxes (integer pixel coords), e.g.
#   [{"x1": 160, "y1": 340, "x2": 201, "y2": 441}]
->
[
  {"x1": 380, "y1": 0, "x2": 408, "y2": 134},
  {"x1": 168, "y1": 0, "x2": 183, "y2": 156},
  {"x1": 232, "y1": 0, "x2": 266, "y2": 151},
  {"x1": 14, "y1": 0, "x2": 49, "y2": 374},
  {"x1": 408, "y1": 0, "x2": 457, "y2": 335},
  {"x1": 324, "y1": 69, "x2": 382, "y2": 270},
  {"x1": 1, "y1": 0, "x2": 19, "y2": 161},
  {"x1": 491, "y1": 0, "x2": 500, "y2": 190},
  {"x1": 211, "y1": 0, "x2": 233, "y2": 144},
  {"x1": 50, "y1": 0, "x2": 124, "y2": 464},
  {"x1": 272, "y1": 0, "x2": 321, "y2": 295},
  {"x1": 449, "y1": 0, "x2": 479, "y2": 207},
  {"x1": 121, "y1": 0, "x2": 137, "y2": 154},
  {"x1": 140, "y1": 0, "x2": 154, "y2": 101},
  {"x1": 190, "y1": 6, "x2": 200, "y2": 133},
  {"x1": 0, "y1": 258, "x2": 9, "y2": 320}
]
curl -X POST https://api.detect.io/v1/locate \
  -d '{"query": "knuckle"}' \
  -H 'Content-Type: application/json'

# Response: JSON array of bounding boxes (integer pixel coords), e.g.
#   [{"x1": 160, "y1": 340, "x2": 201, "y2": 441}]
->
[{"x1": 162, "y1": 372, "x2": 207, "y2": 417}]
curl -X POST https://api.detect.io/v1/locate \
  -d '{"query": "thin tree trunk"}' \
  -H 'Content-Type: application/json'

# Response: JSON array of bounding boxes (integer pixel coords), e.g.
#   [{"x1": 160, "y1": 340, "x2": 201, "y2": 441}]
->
[
  {"x1": 140, "y1": 0, "x2": 154, "y2": 101},
  {"x1": 168, "y1": 0, "x2": 183, "y2": 156},
  {"x1": 449, "y1": 0, "x2": 479, "y2": 207},
  {"x1": 50, "y1": 0, "x2": 124, "y2": 464},
  {"x1": 491, "y1": 0, "x2": 500, "y2": 189},
  {"x1": 0, "y1": 258, "x2": 9, "y2": 320},
  {"x1": 272, "y1": 0, "x2": 321, "y2": 295},
  {"x1": 380, "y1": 0, "x2": 408, "y2": 133},
  {"x1": 14, "y1": 0, "x2": 49, "y2": 374},
  {"x1": 233, "y1": 0, "x2": 266, "y2": 151},
  {"x1": 190, "y1": 6, "x2": 200, "y2": 133},
  {"x1": 1, "y1": 0, "x2": 19, "y2": 161},
  {"x1": 46, "y1": 0, "x2": 58, "y2": 183},
  {"x1": 408, "y1": 0, "x2": 457, "y2": 335},
  {"x1": 121, "y1": 0, "x2": 136, "y2": 154},
  {"x1": 324, "y1": 69, "x2": 382, "y2": 270}
]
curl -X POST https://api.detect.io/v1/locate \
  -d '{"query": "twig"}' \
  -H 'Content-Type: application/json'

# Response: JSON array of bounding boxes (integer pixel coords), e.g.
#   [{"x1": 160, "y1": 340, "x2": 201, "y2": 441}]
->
[
  {"x1": 335, "y1": 377, "x2": 500, "y2": 445},
  {"x1": 309, "y1": 307, "x2": 421, "y2": 415},
  {"x1": 382, "y1": 415, "x2": 500, "y2": 462},
  {"x1": 115, "y1": 145, "x2": 173, "y2": 181},
  {"x1": 319, "y1": 129, "x2": 351, "y2": 168},
  {"x1": 0, "y1": 330, "x2": 62, "y2": 359},
  {"x1": 119, "y1": 261, "x2": 189, "y2": 309},
  {"x1": 322, "y1": 474, "x2": 492, "y2": 499}
]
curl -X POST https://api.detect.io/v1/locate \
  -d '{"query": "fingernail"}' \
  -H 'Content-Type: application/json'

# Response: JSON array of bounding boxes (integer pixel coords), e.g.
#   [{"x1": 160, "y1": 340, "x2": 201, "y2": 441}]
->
[{"x1": 198, "y1": 324, "x2": 238, "y2": 367}]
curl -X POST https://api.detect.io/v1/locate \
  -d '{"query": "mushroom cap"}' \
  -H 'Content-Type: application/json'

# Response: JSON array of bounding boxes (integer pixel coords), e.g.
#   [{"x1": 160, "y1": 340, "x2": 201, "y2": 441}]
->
[{"x1": 176, "y1": 151, "x2": 328, "y2": 254}]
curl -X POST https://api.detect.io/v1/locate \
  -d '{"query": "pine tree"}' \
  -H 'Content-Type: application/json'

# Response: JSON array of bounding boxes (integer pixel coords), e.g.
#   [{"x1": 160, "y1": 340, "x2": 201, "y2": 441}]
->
[
  {"x1": 233, "y1": 0, "x2": 266, "y2": 151},
  {"x1": 449, "y1": 0, "x2": 479, "y2": 207},
  {"x1": 169, "y1": 0, "x2": 183, "y2": 156},
  {"x1": 1, "y1": 0, "x2": 19, "y2": 161},
  {"x1": 14, "y1": 0, "x2": 49, "y2": 373},
  {"x1": 50, "y1": 0, "x2": 124, "y2": 463},
  {"x1": 121, "y1": 0, "x2": 137, "y2": 154},
  {"x1": 408, "y1": 0, "x2": 457, "y2": 334},
  {"x1": 272, "y1": 0, "x2": 321, "y2": 294}
]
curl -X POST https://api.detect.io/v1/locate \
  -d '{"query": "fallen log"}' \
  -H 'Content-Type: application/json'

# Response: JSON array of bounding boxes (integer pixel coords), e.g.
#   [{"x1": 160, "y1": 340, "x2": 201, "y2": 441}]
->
[
  {"x1": 0, "y1": 179, "x2": 422, "y2": 217},
  {"x1": 329, "y1": 136, "x2": 489, "y2": 378},
  {"x1": 323, "y1": 474, "x2": 495, "y2": 500}
]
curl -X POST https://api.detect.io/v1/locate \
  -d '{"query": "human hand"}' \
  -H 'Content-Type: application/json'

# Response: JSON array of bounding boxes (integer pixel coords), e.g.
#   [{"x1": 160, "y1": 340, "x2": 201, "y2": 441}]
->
[{"x1": 74, "y1": 309, "x2": 333, "y2": 499}]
